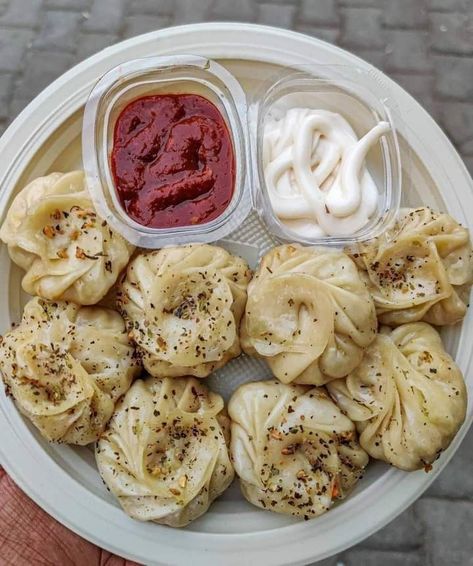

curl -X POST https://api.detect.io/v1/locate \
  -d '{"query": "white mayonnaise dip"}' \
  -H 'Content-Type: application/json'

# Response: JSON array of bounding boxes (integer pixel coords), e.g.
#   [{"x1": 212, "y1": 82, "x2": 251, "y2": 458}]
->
[{"x1": 263, "y1": 107, "x2": 390, "y2": 237}]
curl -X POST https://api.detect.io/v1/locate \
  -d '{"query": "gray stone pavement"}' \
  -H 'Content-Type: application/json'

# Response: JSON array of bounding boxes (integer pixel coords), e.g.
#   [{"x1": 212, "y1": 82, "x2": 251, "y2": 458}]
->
[{"x1": 0, "y1": 1, "x2": 472, "y2": 565}]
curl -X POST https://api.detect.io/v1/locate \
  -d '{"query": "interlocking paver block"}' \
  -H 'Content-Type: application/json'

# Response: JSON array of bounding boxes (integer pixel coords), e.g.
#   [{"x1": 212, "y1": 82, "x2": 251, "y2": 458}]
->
[
  {"x1": 383, "y1": 0, "x2": 428, "y2": 28},
  {"x1": 9, "y1": 48, "x2": 74, "y2": 117},
  {"x1": 416, "y1": 498, "x2": 473, "y2": 566},
  {"x1": 430, "y1": 12, "x2": 473, "y2": 55},
  {"x1": 0, "y1": 0, "x2": 8, "y2": 16},
  {"x1": 340, "y1": 7, "x2": 384, "y2": 48},
  {"x1": 172, "y1": 0, "x2": 213, "y2": 24},
  {"x1": 340, "y1": 549, "x2": 424, "y2": 566},
  {"x1": 83, "y1": 0, "x2": 126, "y2": 34},
  {"x1": 128, "y1": 0, "x2": 174, "y2": 16},
  {"x1": 210, "y1": 0, "x2": 256, "y2": 21},
  {"x1": 299, "y1": 0, "x2": 339, "y2": 25},
  {"x1": 463, "y1": 156, "x2": 473, "y2": 175},
  {"x1": 0, "y1": 72, "x2": 13, "y2": 119},
  {"x1": 389, "y1": 72, "x2": 435, "y2": 112},
  {"x1": 34, "y1": 10, "x2": 82, "y2": 52},
  {"x1": 13, "y1": 49, "x2": 74, "y2": 99},
  {"x1": 258, "y1": 3, "x2": 296, "y2": 28},
  {"x1": 0, "y1": 0, "x2": 42, "y2": 28},
  {"x1": 427, "y1": 419, "x2": 473, "y2": 498},
  {"x1": 351, "y1": 48, "x2": 385, "y2": 68},
  {"x1": 76, "y1": 32, "x2": 118, "y2": 61},
  {"x1": 339, "y1": 0, "x2": 379, "y2": 6},
  {"x1": 0, "y1": 27, "x2": 33, "y2": 72},
  {"x1": 460, "y1": 139, "x2": 473, "y2": 155},
  {"x1": 46, "y1": 0, "x2": 90, "y2": 9},
  {"x1": 123, "y1": 14, "x2": 172, "y2": 39},
  {"x1": 385, "y1": 29, "x2": 432, "y2": 72},
  {"x1": 362, "y1": 506, "x2": 424, "y2": 550},
  {"x1": 294, "y1": 24, "x2": 339, "y2": 44},
  {"x1": 434, "y1": 54, "x2": 473, "y2": 99},
  {"x1": 429, "y1": 0, "x2": 473, "y2": 11}
]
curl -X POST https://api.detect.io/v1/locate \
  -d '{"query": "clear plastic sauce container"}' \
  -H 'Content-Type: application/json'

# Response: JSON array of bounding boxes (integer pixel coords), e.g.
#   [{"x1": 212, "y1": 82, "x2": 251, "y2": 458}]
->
[
  {"x1": 83, "y1": 55, "x2": 251, "y2": 248},
  {"x1": 83, "y1": 58, "x2": 402, "y2": 249},
  {"x1": 250, "y1": 67, "x2": 402, "y2": 247}
]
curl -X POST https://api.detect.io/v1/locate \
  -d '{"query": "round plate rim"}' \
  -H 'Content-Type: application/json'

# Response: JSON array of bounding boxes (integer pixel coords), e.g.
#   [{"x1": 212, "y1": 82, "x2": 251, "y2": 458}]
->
[{"x1": 0, "y1": 22, "x2": 472, "y2": 566}]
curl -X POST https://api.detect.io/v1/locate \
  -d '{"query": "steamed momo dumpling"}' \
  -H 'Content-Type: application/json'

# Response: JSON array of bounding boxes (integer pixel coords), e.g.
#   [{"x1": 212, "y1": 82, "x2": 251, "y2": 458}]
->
[
  {"x1": 96, "y1": 376, "x2": 234, "y2": 527},
  {"x1": 350, "y1": 207, "x2": 473, "y2": 326},
  {"x1": 118, "y1": 245, "x2": 251, "y2": 378},
  {"x1": 0, "y1": 171, "x2": 134, "y2": 305},
  {"x1": 241, "y1": 244, "x2": 377, "y2": 385},
  {"x1": 0, "y1": 297, "x2": 139, "y2": 445},
  {"x1": 327, "y1": 323, "x2": 467, "y2": 470},
  {"x1": 229, "y1": 381, "x2": 369, "y2": 519}
]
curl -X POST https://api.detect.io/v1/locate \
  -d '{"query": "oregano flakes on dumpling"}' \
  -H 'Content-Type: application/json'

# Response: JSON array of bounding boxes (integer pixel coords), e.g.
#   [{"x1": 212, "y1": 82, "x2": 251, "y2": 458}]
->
[
  {"x1": 118, "y1": 244, "x2": 251, "y2": 378},
  {"x1": 350, "y1": 207, "x2": 473, "y2": 326},
  {"x1": 96, "y1": 376, "x2": 234, "y2": 527},
  {"x1": 0, "y1": 297, "x2": 140, "y2": 445},
  {"x1": 0, "y1": 171, "x2": 134, "y2": 305},
  {"x1": 327, "y1": 322, "x2": 467, "y2": 471},
  {"x1": 229, "y1": 380, "x2": 369, "y2": 519},
  {"x1": 241, "y1": 244, "x2": 377, "y2": 385}
]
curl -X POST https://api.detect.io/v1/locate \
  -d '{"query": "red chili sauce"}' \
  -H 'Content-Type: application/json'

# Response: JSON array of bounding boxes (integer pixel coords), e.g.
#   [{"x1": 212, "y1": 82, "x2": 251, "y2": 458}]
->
[{"x1": 111, "y1": 93, "x2": 235, "y2": 228}]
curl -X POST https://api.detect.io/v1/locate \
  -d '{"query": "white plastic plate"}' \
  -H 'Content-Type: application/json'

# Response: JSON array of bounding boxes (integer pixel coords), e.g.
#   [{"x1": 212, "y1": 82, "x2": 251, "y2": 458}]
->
[{"x1": 0, "y1": 23, "x2": 472, "y2": 566}]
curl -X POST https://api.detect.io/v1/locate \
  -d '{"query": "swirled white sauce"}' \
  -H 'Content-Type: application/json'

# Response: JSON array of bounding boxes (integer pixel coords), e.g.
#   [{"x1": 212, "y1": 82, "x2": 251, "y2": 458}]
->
[{"x1": 263, "y1": 108, "x2": 390, "y2": 238}]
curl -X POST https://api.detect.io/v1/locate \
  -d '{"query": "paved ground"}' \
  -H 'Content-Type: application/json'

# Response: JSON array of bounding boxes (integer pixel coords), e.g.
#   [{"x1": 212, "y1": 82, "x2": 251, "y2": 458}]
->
[{"x1": 0, "y1": 1, "x2": 472, "y2": 565}]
